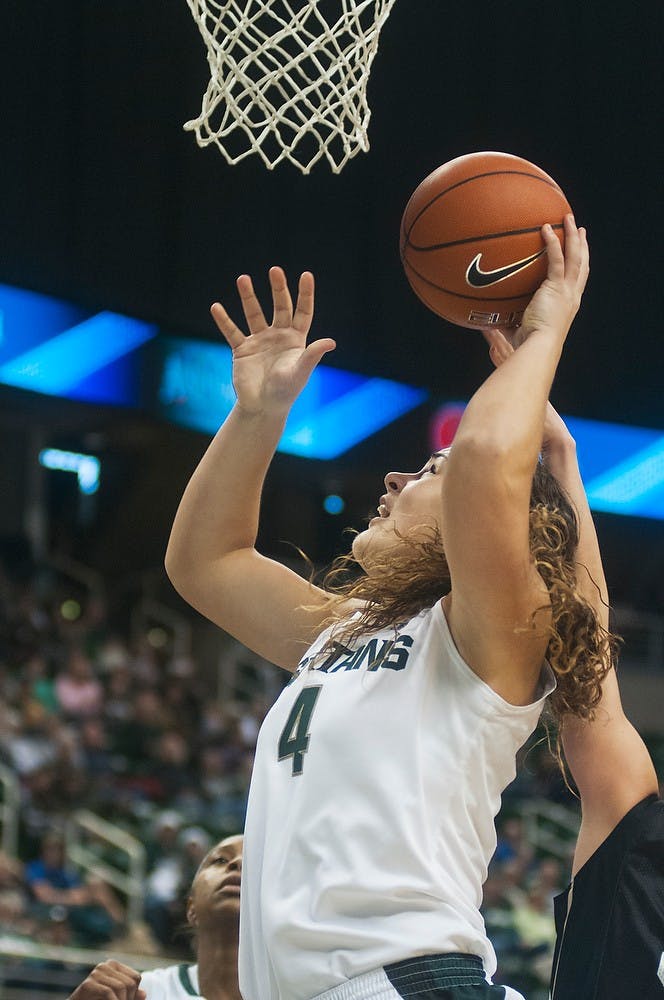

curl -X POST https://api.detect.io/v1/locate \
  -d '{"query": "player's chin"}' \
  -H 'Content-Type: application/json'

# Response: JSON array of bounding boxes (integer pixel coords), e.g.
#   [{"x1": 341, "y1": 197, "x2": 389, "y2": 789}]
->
[
  {"x1": 351, "y1": 521, "x2": 396, "y2": 571},
  {"x1": 212, "y1": 890, "x2": 241, "y2": 912},
  {"x1": 351, "y1": 527, "x2": 371, "y2": 569},
  {"x1": 351, "y1": 524, "x2": 379, "y2": 567}
]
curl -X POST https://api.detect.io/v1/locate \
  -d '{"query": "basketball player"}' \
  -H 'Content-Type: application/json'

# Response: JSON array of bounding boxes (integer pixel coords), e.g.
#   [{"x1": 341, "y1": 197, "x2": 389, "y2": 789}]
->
[
  {"x1": 166, "y1": 216, "x2": 609, "y2": 999},
  {"x1": 68, "y1": 834, "x2": 242, "y2": 1000},
  {"x1": 552, "y1": 721, "x2": 663, "y2": 999},
  {"x1": 487, "y1": 327, "x2": 664, "y2": 999}
]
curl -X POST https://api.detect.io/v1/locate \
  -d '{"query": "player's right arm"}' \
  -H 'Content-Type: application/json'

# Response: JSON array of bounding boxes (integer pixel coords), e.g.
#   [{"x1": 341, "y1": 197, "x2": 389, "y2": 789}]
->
[{"x1": 165, "y1": 268, "x2": 343, "y2": 671}]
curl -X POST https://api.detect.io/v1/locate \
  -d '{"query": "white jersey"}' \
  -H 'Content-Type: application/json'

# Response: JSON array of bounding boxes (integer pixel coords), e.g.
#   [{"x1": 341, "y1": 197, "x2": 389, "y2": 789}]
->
[
  {"x1": 239, "y1": 601, "x2": 555, "y2": 1000},
  {"x1": 139, "y1": 963, "x2": 201, "y2": 999}
]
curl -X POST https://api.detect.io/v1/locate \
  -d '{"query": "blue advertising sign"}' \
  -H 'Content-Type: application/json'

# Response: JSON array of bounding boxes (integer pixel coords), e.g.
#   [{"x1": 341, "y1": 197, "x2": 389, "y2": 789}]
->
[
  {"x1": 430, "y1": 404, "x2": 664, "y2": 521},
  {"x1": 157, "y1": 336, "x2": 428, "y2": 459},
  {"x1": 0, "y1": 284, "x2": 157, "y2": 404},
  {"x1": 2, "y1": 284, "x2": 663, "y2": 519}
]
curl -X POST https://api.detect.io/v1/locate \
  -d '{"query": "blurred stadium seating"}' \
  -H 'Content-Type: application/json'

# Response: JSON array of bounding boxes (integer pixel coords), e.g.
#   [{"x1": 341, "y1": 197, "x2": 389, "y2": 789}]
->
[{"x1": 0, "y1": 556, "x2": 661, "y2": 999}]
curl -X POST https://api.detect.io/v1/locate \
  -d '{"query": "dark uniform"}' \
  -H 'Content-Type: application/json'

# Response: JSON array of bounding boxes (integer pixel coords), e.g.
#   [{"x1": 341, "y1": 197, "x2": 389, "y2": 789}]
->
[{"x1": 550, "y1": 795, "x2": 664, "y2": 999}]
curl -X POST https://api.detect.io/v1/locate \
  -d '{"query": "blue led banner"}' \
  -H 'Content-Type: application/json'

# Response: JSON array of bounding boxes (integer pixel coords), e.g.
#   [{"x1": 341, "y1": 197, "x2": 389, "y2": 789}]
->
[
  {"x1": 157, "y1": 336, "x2": 427, "y2": 460},
  {"x1": 0, "y1": 284, "x2": 157, "y2": 405},
  {"x1": 565, "y1": 417, "x2": 664, "y2": 521},
  {"x1": 0, "y1": 285, "x2": 427, "y2": 460},
  {"x1": 2, "y1": 283, "x2": 663, "y2": 519},
  {"x1": 430, "y1": 404, "x2": 664, "y2": 522}
]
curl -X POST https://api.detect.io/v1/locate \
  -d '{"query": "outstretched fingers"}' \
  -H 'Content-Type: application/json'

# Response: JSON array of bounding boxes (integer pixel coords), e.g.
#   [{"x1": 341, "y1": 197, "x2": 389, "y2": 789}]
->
[
  {"x1": 211, "y1": 266, "x2": 317, "y2": 349},
  {"x1": 297, "y1": 336, "x2": 337, "y2": 382},
  {"x1": 295, "y1": 273, "x2": 333, "y2": 371},
  {"x1": 270, "y1": 266, "x2": 294, "y2": 329},
  {"x1": 237, "y1": 273, "x2": 269, "y2": 335},
  {"x1": 293, "y1": 271, "x2": 315, "y2": 335},
  {"x1": 210, "y1": 300, "x2": 247, "y2": 351}
]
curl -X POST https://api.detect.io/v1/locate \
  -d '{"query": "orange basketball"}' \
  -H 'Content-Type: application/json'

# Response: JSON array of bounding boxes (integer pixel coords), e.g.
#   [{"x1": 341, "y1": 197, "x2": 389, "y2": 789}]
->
[{"x1": 399, "y1": 151, "x2": 572, "y2": 329}]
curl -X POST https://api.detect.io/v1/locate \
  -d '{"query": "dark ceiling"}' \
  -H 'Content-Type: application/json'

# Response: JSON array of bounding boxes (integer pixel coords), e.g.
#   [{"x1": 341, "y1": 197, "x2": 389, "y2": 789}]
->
[
  {"x1": 1, "y1": 1, "x2": 663, "y2": 594},
  {"x1": 3, "y1": 1, "x2": 662, "y2": 421}
]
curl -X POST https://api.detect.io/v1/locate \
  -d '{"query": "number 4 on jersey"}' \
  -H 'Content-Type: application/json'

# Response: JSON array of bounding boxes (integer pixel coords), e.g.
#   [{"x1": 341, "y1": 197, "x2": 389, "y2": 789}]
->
[{"x1": 278, "y1": 686, "x2": 322, "y2": 776}]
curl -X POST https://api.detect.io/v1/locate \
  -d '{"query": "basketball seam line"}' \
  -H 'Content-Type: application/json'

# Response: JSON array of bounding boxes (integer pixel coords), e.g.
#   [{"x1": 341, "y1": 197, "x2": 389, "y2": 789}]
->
[
  {"x1": 403, "y1": 169, "x2": 563, "y2": 238},
  {"x1": 401, "y1": 222, "x2": 564, "y2": 253}
]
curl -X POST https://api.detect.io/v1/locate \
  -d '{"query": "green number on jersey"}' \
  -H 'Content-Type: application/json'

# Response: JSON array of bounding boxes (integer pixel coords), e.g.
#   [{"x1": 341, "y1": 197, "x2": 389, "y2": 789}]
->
[{"x1": 278, "y1": 686, "x2": 322, "y2": 776}]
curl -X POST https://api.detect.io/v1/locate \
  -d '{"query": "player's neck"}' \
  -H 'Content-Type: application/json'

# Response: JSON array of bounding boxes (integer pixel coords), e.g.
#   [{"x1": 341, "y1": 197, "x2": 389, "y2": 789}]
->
[{"x1": 196, "y1": 931, "x2": 241, "y2": 1000}]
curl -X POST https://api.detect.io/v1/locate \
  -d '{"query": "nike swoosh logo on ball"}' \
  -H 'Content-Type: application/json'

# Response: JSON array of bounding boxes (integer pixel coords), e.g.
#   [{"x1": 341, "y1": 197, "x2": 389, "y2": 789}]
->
[{"x1": 466, "y1": 248, "x2": 546, "y2": 287}]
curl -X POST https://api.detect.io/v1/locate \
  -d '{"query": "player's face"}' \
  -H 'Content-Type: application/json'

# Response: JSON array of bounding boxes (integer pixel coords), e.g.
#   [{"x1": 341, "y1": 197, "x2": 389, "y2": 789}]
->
[
  {"x1": 187, "y1": 834, "x2": 243, "y2": 928},
  {"x1": 352, "y1": 448, "x2": 450, "y2": 569}
]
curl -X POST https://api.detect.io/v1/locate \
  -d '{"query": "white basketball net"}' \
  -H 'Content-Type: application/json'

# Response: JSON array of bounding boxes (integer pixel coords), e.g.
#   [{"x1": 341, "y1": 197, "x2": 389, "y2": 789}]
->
[{"x1": 183, "y1": 0, "x2": 397, "y2": 174}]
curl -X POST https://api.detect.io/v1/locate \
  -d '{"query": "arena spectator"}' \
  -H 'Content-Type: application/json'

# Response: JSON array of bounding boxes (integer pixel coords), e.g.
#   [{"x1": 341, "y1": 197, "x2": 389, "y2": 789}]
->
[
  {"x1": 0, "y1": 562, "x2": 659, "y2": 977},
  {"x1": 150, "y1": 729, "x2": 194, "y2": 802},
  {"x1": 511, "y1": 877, "x2": 558, "y2": 986},
  {"x1": 0, "y1": 851, "x2": 35, "y2": 939},
  {"x1": 494, "y1": 815, "x2": 534, "y2": 867},
  {"x1": 536, "y1": 857, "x2": 564, "y2": 908},
  {"x1": 102, "y1": 661, "x2": 134, "y2": 724},
  {"x1": 3, "y1": 700, "x2": 58, "y2": 776},
  {"x1": 177, "y1": 827, "x2": 212, "y2": 890},
  {"x1": 21, "y1": 650, "x2": 58, "y2": 713},
  {"x1": 54, "y1": 647, "x2": 103, "y2": 719},
  {"x1": 144, "y1": 811, "x2": 187, "y2": 947},
  {"x1": 25, "y1": 832, "x2": 124, "y2": 946},
  {"x1": 76, "y1": 716, "x2": 115, "y2": 787}
]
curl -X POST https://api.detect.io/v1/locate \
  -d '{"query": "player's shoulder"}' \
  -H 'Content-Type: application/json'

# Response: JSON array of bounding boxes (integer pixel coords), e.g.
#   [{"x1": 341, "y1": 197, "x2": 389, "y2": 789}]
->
[
  {"x1": 574, "y1": 794, "x2": 663, "y2": 885},
  {"x1": 139, "y1": 963, "x2": 200, "y2": 998},
  {"x1": 630, "y1": 796, "x2": 664, "y2": 853},
  {"x1": 639, "y1": 795, "x2": 664, "y2": 823},
  {"x1": 552, "y1": 797, "x2": 664, "y2": 999},
  {"x1": 601, "y1": 794, "x2": 663, "y2": 851}
]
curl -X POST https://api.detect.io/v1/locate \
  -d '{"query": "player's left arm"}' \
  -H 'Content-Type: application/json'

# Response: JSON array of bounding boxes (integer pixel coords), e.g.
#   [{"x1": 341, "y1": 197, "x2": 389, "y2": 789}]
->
[
  {"x1": 487, "y1": 329, "x2": 659, "y2": 870},
  {"x1": 552, "y1": 445, "x2": 658, "y2": 872},
  {"x1": 498, "y1": 347, "x2": 658, "y2": 870},
  {"x1": 543, "y1": 425, "x2": 658, "y2": 872}
]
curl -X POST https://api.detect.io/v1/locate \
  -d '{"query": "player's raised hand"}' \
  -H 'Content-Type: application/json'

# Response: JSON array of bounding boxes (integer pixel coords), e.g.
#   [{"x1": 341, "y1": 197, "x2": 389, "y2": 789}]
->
[
  {"x1": 518, "y1": 214, "x2": 590, "y2": 342},
  {"x1": 68, "y1": 960, "x2": 146, "y2": 1000},
  {"x1": 211, "y1": 267, "x2": 336, "y2": 417}
]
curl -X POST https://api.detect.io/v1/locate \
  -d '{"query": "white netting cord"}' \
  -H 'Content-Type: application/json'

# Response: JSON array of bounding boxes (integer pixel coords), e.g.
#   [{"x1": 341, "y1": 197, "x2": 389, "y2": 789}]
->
[{"x1": 184, "y1": 0, "x2": 397, "y2": 173}]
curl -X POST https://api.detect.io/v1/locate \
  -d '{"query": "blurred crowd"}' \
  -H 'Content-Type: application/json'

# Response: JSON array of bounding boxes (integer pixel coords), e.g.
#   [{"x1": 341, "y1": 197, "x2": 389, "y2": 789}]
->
[
  {"x1": 483, "y1": 817, "x2": 566, "y2": 998},
  {"x1": 0, "y1": 557, "x2": 661, "y2": 997},
  {"x1": 0, "y1": 559, "x2": 268, "y2": 954}
]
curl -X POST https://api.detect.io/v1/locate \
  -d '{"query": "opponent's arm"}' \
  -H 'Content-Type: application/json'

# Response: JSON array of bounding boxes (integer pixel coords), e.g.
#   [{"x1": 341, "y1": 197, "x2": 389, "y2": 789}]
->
[
  {"x1": 165, "y1": 268, "x2": 342, "y2": 670},
  {"x1": 542, "y1": 425, "x2": 657, "y2": 871},
  {"x1": 538, "y1": 416, "x2": 657, "y2": 871},
  {"x1": 442, "y1": 216, "x2": 588, "y2": 704},
  {"x1": 487, "y1": 328, "x2": 658, "y2": 871}
]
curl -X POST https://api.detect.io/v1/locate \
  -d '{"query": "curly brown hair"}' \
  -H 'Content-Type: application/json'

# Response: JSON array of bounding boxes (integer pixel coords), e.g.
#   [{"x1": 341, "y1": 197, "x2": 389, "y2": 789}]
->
[{"x1": 311, "y1": 461, "x2": 618, "y2": 723}]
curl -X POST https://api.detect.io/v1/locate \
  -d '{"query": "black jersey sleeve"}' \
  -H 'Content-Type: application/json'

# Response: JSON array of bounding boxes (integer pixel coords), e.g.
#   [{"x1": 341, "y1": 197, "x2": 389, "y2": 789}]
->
[{"x1": 550, "y1": 795, "x2": 664, "y2": 1000}]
